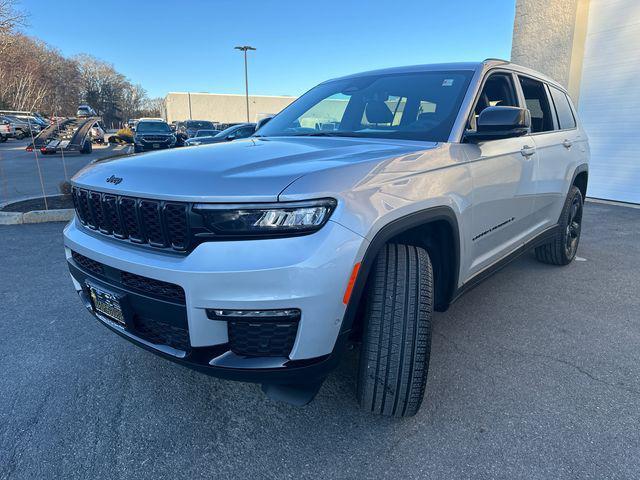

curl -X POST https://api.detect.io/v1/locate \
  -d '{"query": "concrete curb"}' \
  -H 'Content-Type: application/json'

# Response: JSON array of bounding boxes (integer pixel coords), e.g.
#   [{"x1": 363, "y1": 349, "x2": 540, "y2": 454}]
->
[
  {"x1": 0, "y1": 208, "x2": 74, "y2": 225},
  {"x1": 586, "y1": 197, "x2": 640, "y2": 210}
]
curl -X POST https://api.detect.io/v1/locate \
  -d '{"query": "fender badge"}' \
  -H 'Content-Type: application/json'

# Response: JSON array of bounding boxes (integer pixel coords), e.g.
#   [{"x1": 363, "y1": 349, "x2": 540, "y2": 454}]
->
[{"x1": 106, "y1": 175, "x2": 123, "y2": 185}]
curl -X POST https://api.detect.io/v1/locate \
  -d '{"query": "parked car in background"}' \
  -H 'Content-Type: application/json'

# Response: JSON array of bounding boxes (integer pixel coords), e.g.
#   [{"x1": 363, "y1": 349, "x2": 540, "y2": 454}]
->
[
  {"x1": 90, "y1": 122, "x2": 106, "y2": 143},
  {"x1": 77, "y1": 105, "x2": 97, "y2": 118},
  {"x1": 194, "y1": 129, "x2": 220, "y2": 138},
  {"x1": 3, "y1": 115, "x2": 40, "y2": 139},
  {"x1": 177, "y1": 120, "x2": 216, "y2": 138},
  {"x1": 0, "y1": 116, "x2": 16, "y2": 141},
  {"x1": 0, "y1": 110, "x2": 49, "y2": 128},
  {"x1": 184, "y1": 123, "x2": 255, "y2": 146},
  {"x1": 133, "y1": 119, "x2": 176, "y2": 152},
  {"x1": 0, "y1": 117, "x2": 15, "y2": 142}
]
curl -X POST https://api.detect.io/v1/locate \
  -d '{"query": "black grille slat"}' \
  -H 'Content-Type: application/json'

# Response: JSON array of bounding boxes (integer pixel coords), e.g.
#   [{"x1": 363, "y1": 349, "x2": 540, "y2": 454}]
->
[
  {"x1": 71, "y1": 251, "x2": 104, "y2": 276},
  {"x1": 71, "y1": 189, "x2": 191, "y2": 252},
  {"x1": 88, "y1": 192, "x2": 105, "y2": 231},
  {"x1": 164, "y1": 203, "x2": 188, "y2": 250},
  {"x1": 120, "y1": 197, "x2": 143, "y2": 242},
  {"x1": 140, "y1": 200, "x2": 165, "y2": 246},
  {"x1": 103, "y1": 195, "x2": 122, "y2": 237},
  {"x1": 121, "y1": 271, "x2": 186, "y2": 303},
  {"x1": 133, "y1": 316, "x2": 190, "y2": 351},
  {"x1": 228, "y1": 320, "x2": 298, "y2": 357},
  {"x1": 75, "y1": 188, "x2": 91, "y2": 225},
  {"x1": 71, "y1": 250, "x2": 185, "y2": 305},
  {"x1": 141, "y1": 135, "x2": 170, "y2": 142}
]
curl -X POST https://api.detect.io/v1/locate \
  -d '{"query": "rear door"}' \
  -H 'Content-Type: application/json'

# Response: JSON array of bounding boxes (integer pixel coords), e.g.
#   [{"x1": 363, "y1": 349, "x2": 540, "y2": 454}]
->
[
  {"x1": 517, "y1": 76, "x2": 581, "y2": 230},
  {"x1": 465, "y1": 71, "x2": 538, "y2": 277}
]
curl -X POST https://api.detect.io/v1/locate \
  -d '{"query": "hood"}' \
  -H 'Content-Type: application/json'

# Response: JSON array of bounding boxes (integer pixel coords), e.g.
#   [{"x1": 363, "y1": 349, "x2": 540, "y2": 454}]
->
[{"x1": 72, "y1": 136, "x2": 436, "y2": 202}]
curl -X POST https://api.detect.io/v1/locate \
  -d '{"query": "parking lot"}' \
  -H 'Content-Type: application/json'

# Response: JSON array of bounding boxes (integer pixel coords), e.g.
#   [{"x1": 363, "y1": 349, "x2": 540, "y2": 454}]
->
[
  {"x1": 0, "y1": 138, "x2": 131, "y2": 206},
  {"x1": 0, "y1": 201, "x2": 638, "y2": 479}
]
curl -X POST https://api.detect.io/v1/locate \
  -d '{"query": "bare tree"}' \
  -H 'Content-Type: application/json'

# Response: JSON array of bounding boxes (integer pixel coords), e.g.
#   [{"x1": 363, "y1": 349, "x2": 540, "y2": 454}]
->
[
  {"x1": 140, "y1": 97, "x2": 166, "y2": 118},
  {"x1": 0, "y1": 0, "x2": 26, "y2": 54}
]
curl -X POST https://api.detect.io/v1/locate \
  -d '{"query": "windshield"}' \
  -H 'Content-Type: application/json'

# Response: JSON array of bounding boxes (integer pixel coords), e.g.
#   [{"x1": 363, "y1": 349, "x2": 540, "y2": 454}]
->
[
  {"x1": 214, "y1": 125, "x2": 243, "y2": 137},
  {"x1": 195, "y1": 129, "x2": 219, "y2": 137},
  {"x1": 186, "y1": 120, "x2": 214, "y2": 130},
  {"x1": 136, "y1": 121, "x2": 171, "y2": 133},
  {"x1": 258, "y1": 70, "x2": 473, "y2": 142}
]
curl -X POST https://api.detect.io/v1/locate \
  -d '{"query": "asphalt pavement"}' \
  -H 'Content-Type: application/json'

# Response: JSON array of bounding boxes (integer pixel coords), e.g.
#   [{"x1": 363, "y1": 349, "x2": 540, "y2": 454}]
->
[
  {"x1": 0, "y1": 139, "x2": 130, "y2": 206},
  {"x1": 0, "y1": 202, "x2": 638, "y2": 480}
]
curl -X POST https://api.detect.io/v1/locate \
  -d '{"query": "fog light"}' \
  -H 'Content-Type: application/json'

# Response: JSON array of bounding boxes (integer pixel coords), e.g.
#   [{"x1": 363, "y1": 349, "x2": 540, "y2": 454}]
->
[{"x1": 206, "y1": 308, "x2": 300, "y2": 322}]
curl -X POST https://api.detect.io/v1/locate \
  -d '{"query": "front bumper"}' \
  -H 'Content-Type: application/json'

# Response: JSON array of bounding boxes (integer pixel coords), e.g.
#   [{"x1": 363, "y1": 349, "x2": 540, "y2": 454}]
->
[{"x1": 64, "y1": 218, "x2": 366, "y2": 382}]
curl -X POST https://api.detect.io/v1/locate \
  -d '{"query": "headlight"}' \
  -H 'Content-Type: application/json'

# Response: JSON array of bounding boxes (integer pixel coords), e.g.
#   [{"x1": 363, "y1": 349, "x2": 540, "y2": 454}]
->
[{"x1": 193, "y1": 198, "x2": 337, "y2": 237}]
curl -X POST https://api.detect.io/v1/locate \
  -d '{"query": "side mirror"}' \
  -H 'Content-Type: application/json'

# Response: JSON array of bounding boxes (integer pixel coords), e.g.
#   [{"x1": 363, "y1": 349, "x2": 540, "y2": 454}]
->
[
  {"x1": 465, "y1": 106, "x2": 530, "y2": 142},
  {"x1": 226, "y1": 133, "x2": 237, "y2": 140}
]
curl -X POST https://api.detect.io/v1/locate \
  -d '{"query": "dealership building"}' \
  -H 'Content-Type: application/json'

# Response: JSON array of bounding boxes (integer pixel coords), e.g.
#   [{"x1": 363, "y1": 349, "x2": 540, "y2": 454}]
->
[
  {"x1": 512, "y1": 0, "x2": 639, "y2": 204},
  {"x1": 164, "y1": 92, "x2": 296, "y2": 125}
]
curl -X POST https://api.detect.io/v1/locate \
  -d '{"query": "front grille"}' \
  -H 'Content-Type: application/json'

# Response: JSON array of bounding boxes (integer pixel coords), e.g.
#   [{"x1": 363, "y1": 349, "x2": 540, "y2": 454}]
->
[
  {"x1": 228, "y1": 320, "x2": 299, "y2": 357},
  {"x1": 71, "y1": 250, "x2": 185, "y2": 305},
  {"x1": 71, "y1": 251, "x2": 104, "y2": 276},
  {"x1": 133, "y1": 315, "x2": 190, "y2": 351},
  {"x1": 121, "y1": 271, "x2": 186, "y2": 303},
  {"x1": 72, "y1": 187, "x2": 190, "y2": 252},
  {"x1": 141, "y1": 135, "x2": 170, "y2": 142}
]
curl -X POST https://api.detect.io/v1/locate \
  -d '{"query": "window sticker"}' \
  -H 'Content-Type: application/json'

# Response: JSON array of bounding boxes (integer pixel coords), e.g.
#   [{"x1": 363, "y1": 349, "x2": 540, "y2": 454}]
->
[{"x1": 442, "y1": 79, "x2": 454, "y2": 87}]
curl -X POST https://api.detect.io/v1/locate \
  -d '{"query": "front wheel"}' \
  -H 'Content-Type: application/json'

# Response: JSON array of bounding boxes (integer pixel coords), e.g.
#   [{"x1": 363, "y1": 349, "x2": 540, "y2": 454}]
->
[
  {"x1": 357, "y1": 243, "x2": 434, "y2": 417},
  {"x1": 535, "y1": 185, "x2": 583, "y2": 265}
]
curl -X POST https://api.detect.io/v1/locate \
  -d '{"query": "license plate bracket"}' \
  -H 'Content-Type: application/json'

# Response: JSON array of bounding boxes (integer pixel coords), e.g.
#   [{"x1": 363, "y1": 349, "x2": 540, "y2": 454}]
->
[{"x1": 87, "y1": 283, "x2": 126, "y2": 326}]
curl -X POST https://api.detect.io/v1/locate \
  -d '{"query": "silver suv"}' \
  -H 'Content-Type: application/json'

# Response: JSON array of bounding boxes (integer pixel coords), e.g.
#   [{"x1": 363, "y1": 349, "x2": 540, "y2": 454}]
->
[{"x1": 64, "y1": 60, "x2": 589, "y2": 416}]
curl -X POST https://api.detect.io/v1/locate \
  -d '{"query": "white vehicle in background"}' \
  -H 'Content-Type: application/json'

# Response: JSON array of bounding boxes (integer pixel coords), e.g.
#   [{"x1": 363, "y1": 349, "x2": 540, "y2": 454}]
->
[
  {"x1": 0, "y1": 116, "x2": 16, "y2": 141},
  {"x1": 90, "y1": 123, "x2": 106, "y2": 144}
]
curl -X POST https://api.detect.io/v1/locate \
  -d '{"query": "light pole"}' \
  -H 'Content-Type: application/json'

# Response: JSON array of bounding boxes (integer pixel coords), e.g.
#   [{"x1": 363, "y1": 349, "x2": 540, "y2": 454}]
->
[{"x1": 234, "y1": 45, "x2": 256, "y2": 122}]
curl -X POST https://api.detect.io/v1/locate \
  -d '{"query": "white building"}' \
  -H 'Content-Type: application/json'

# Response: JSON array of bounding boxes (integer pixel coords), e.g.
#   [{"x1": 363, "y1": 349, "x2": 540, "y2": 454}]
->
[
  {"x1": 164, "y1": 92, "x2": 296, "y2": 125},
  {"x1": 512, "y1": 0, "x2": 640, "y2": 204}
]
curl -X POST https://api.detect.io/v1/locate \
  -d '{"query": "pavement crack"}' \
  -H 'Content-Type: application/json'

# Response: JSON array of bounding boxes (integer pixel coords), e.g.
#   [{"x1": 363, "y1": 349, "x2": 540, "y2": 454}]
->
[{"x1": 495, "y1": 344, "x2": 640, "y2": 398}]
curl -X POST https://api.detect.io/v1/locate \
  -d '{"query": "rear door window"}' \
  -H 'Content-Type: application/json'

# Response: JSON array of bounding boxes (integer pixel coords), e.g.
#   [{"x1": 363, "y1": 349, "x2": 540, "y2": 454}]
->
[
  {"x1": 549, "y1": 86, "x2": 577, "y2": 130},
  {"x1": 518, "y1": 76, "x2": 555, "y2": 133}
]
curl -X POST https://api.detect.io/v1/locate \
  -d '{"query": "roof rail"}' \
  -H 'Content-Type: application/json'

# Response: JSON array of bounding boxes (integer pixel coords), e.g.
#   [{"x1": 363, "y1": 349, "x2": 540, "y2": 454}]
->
[{"x1": 483, "y1": 58, "x2": 510, "y2": 64}]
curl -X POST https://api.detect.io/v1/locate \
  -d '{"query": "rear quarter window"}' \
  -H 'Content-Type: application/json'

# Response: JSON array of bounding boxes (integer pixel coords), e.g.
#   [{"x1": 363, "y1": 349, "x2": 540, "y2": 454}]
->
[{"x1": 549, "y1": 86, "x2": 577, "y2": 130}]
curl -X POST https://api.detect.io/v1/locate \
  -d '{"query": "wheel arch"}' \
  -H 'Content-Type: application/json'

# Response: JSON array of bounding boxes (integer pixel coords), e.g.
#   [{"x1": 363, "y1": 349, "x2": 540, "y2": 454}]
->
[
  {"x1": 341, "y1": 206, "x2": 460, "y2": 340},
  {"x1": 572, "y1": 164, "x2": 589, "y2": 200}
]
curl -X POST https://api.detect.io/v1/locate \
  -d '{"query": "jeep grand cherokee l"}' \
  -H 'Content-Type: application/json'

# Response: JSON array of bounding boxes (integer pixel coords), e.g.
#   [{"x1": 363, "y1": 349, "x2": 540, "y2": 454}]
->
[
  {"x1": 65, "y1": 60, "x2": 589, "y2": 416},
  {"x1": 133, "y1": 120, "x2": 176, "y2": 152}
]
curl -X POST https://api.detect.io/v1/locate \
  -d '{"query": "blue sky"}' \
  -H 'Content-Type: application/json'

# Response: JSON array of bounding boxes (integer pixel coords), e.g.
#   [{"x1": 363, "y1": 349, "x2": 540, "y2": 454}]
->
[{"x1": 20, "y1": 0, "x2": 516, "y2": 98}]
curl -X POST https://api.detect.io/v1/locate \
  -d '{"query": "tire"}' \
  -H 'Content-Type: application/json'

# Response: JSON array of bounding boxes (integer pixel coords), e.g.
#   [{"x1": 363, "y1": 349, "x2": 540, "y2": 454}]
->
[
  {"x1": 0, "y1": 135, "x2": 6, "y2": 143},
  {"x1": 535, "y1": 185, "x2": 583, "y2": 265},
  {"x1": 357, "y1": 243, "x2": 434, "y2": 417},
  {"x1": 16, "y1": 131, "x2": 25, "y2": 140}
]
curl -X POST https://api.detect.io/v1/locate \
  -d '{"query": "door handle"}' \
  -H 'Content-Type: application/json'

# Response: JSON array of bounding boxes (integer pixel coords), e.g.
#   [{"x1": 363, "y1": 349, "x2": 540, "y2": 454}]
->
[
  {"x1": 563, "y1": 139, "x2": 573, "y2": 149},
  {"x1": 520, "y1": 145, "x2": 536, "y2": 157}
]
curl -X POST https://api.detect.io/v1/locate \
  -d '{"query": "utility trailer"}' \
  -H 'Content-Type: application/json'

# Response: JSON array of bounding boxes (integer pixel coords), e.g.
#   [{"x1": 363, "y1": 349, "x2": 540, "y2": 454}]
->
[{"x1": 26, "y1": 117, "x2": 97, "y2": 155}]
